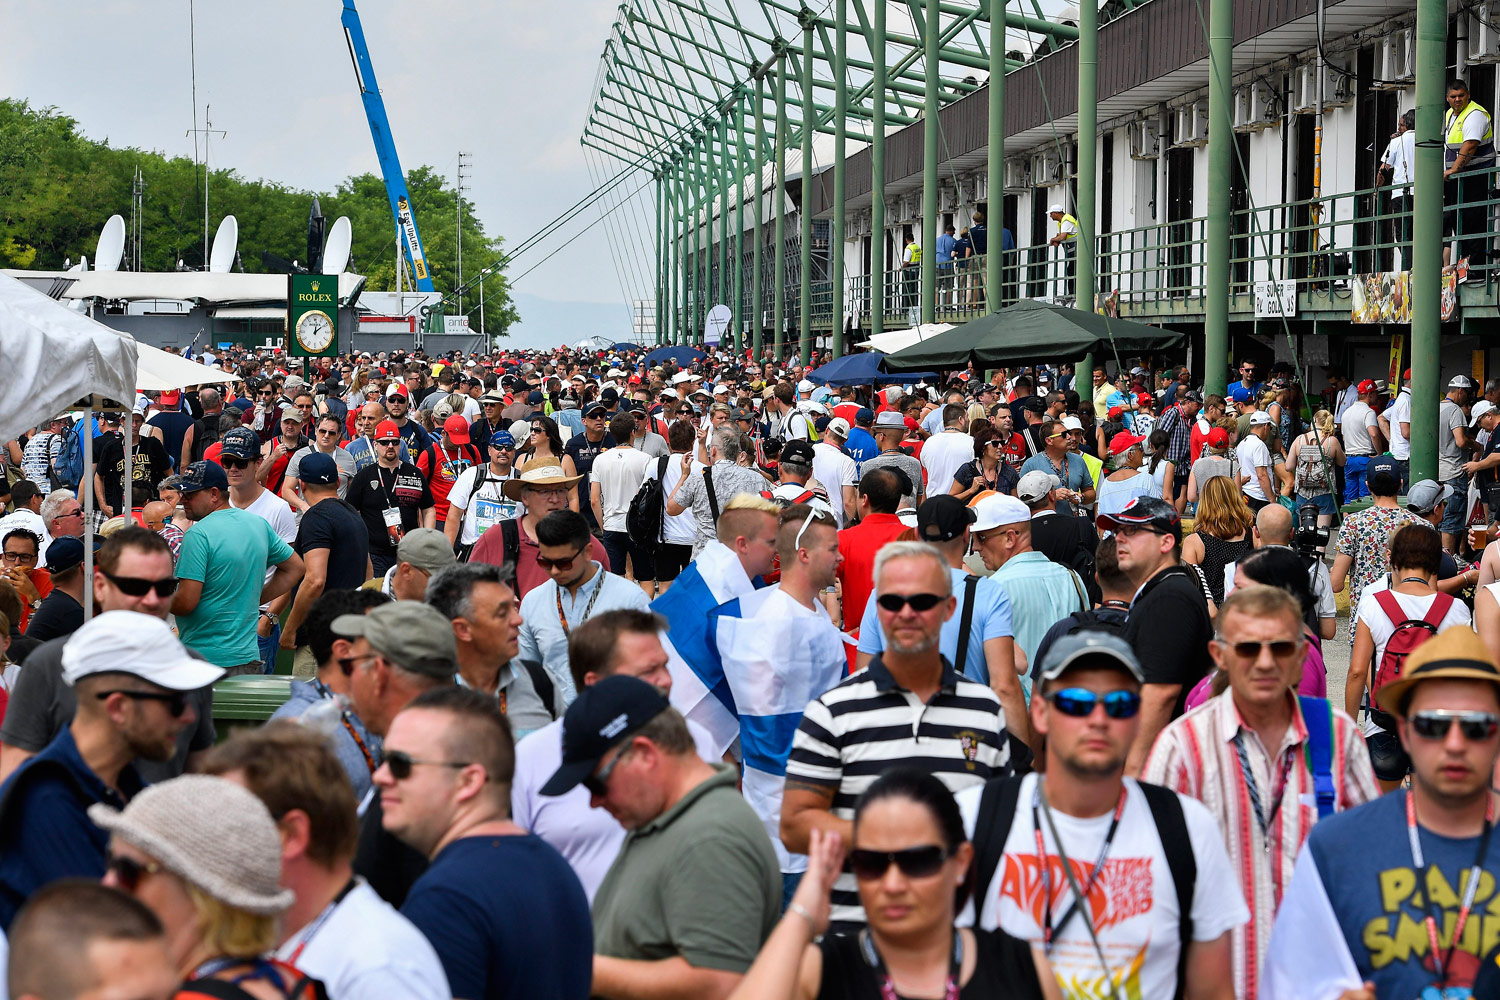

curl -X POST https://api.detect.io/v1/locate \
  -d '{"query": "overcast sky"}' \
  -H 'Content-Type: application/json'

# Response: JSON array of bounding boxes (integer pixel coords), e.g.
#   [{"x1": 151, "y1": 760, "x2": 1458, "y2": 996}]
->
[{"x1": 0, "y1": 0, "x2": 636, "y2": 309}]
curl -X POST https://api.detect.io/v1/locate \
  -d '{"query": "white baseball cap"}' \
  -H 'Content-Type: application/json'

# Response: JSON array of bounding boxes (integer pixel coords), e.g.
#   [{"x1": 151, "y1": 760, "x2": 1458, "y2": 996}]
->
[
  {"x1": 1472, "y1": 400, "x2": 1496, "y2": 426},
  {"x1": 1061, "y1": 415, "x2": 1084, "y2": 432},
  {"x1": 62, "y1": 611, "x2": 225, "y2": 690},
  {"x1": 671, "y1": 371, "x2": 695, "y2": 385},
  {"x1": 825, "y1": 417, "x2": 851, "y2": 440},
  {"x1": 797, "y1": 379, "x2": 816, "y2": 393},
  {"x1": 970, "y1": 493, "x2": 1032, "y2": 533},
  {"x1": 1449, "y1": 374, "x2": 1476, "y2": 389},
  {"x1": 1248, "y1": 410, "x2": 1274, "y2": 426}
]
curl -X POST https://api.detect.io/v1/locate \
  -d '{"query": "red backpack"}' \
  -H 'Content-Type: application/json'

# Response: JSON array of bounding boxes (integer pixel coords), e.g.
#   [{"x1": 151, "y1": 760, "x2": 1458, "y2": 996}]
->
[{"x1": 1370, "y1": 589, "x2": 1453, "y2": 727}]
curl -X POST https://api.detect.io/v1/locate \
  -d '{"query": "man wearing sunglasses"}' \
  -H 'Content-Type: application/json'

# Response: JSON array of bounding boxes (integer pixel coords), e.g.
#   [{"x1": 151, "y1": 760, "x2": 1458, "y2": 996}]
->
[
  {"x1": 1144, "y1": 585, "x2": 1378, "y2": 1000},
  {"x1": 0, "y1": 610, "x2": 224, "y2": 931},
  {"x1": 280, "y1": 415, "x2": 357, "y2": 513},
  {"x1": 1264, "y1": 626, "x2": 1500, "y2": 1000},
  {"x1": 958, "y1": 629, "x2": 1245, "y2": 1000},
  {"x1": 0, "y1": 528, "x2": 217, "y2": 786}
]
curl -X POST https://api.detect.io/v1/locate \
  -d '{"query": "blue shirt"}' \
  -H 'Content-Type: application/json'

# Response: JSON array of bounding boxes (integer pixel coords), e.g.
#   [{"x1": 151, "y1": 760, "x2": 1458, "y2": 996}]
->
[
  {"x1": 857, "y1": 566, "x2": 1013, "y2": 684},
  {"x1": 1018, "y1": 452, "x2": 1092, "y2": 516},
  {"x1": 401, "y1": 833, "x2": 592, "y2": 1000},
  {"x1": 970, "y1": 223, "x2": 987, "y2": 255},
  {"x1": 843, "y1": 427, "x2": 879, "y2": 469},
  {"x1": 0, "y1": 728, "x2": 143, "y2": 930},
  {"x1": 269, "y1": 681, "x2": 382, "y2": 802},
  {"x1": 935, "y1": 233, "x2": 957, "y2": 264},
  {"x1": 516, "y1": 563, "x2": 651, "y2": 705},
  {"x1": 1227, "y1": 380, "x2": 1264, "y2": 405},
  {"x1": 553, "y1": 407, "x2": 585, "y2": 441},
  {"x1": 990, "y1": 551, "x2": 1088, "y2": 696}
]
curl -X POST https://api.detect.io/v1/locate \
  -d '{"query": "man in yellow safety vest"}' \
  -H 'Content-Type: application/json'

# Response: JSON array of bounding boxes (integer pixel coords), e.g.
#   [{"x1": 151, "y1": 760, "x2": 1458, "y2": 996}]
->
[
  {"x1": 902, "y1": 234, "x2": 922, "y2": 309},
  {"x1": 1048, "y1": 204, "x2": 1080, "y2": 300},
  {"x1": 1443, "y1": 77, "x2": 1494, "y2": 266}
]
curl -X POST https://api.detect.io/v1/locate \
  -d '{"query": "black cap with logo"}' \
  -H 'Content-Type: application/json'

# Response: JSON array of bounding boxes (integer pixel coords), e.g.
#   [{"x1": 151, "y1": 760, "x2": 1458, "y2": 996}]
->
[{"x1": 540, "y1": 675, "x2": 670, "y2": 796}]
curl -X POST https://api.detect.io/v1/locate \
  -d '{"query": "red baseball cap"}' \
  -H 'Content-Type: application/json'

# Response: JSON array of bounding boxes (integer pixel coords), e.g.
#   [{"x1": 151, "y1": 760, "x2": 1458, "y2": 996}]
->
[
  {"x1": 204, "y1": 441, "x2": 224, "y2": 465},
  {"x1": 1108, "y1": 405, "x2": 1126, "y2": 420},
  {"x1": 375, "y1": 420, "x2": 401, "y2": 441},
  {"x1": 1402, "y1": 368, "x2": 1412, "y2": 381},
  {"x1": 158, "y1": 390, "x2": 181, "y2": 406},
  {"x1": 1205, "y1": 427, "x2": 1230, "y2": 449},
  {"x1": 443, "y1": 414, "x2": 470, "y2": 444},
  {"x1": 1356, "y1": 379, "x2": 1377, "y2": 394},
  {"x1": 386, "y1": 383, "x2": 409, "y2": 399},
  {"x1": 1108, "y1": 431, "x2": 1146, "y2": 455}
]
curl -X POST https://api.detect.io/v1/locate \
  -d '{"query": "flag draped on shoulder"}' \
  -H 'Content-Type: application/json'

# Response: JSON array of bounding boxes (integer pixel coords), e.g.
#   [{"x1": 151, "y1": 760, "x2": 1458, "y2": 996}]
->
[
  {"x1": 651, "y1": 540, "x2": 756, "y2": 756},
  {"x1": 710, "y1": 584, "x2": 848, "y2": 873}
]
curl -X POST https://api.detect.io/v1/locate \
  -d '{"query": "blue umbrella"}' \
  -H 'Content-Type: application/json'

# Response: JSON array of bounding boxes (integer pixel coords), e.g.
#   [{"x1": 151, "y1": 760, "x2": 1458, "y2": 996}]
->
[
  {"x1": 807, "y1": 351, "x2": 936, "y2": 387},
  {"x1": 611, "y1": 341, "x2": 642, "y2": 353},
  {"x1": 643, "y1": 345, "x2": 706, "y2": 366}
]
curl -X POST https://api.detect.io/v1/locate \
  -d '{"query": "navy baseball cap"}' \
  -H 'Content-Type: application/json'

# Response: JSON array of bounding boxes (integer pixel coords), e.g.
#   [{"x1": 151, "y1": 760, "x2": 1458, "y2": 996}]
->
[
  {"x1": 490, "y1": 430, "x2": 516, "y2": 450},
  {"x1": 178, "y1": 460, "x2": 229, "y2": 494},
  {"x1": 541, "y1": 675, "x2": 670, "y2": 797},
  {"x1": 855, "y1": 407, "x2": 875, "y2": 426},
  {"x1": 917, "y1": 494, "x2": 977, "y2": 543},
  {"x1": 45, "y1": 536, "x2": 100, "y2": 575},
  {"x1": 297, "y1": 452, "x2": 339, "y2": 485},
  {"x1": 1369, "y1": 454, "x2": 1401, "y2": 494},
  {"x1": 219, "y1": 427, "x2": 260, "y2": 460}
]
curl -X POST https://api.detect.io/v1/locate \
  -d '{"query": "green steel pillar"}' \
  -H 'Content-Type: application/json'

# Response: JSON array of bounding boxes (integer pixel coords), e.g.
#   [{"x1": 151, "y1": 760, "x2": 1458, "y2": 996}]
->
[
  {"x1": 1074, "y1": 0, "x2": 1099, "y2": 387},
  {"x1": 668, "y1": 161, "x2": 679, "y2": 346},
  {"x1": 1203, "y1": 0, "x2": 1232, "y2": 396},
  {"x1": 655, "y1": 170, "x2": 664, "y2": 345},
  {"x1": 678, "y1": 154, "x2": 689, "y2": 345},
  {"x1": 871, "y1": 0, "x2": 887, "y2": 337},
  {"x1": 831, "y1": 0, "x2": 848, "y2": 359},
  {"x1": 775, "y1": 55, "x2": 788, "y2": 362},
  {"x1": 735, "y1": 96, "x2": 747, "y2": 356},
  {"x1": 985, "y1": 0, "x2": 1004, "y2": 319},
  {"x1": 799, "y1": 19, "x2": 814, "y2": 363},
  {"x1": 692, "y1": 137, "x2": 703, "y2": 343},
  {"x1": 921, "y1": 0, "x2": 939, "y2": 325},
  {"x1": 753, "y1": 75, "x2": 765, "y2": 360},
  {"x1": 718, "y1": 116, "x2": 730, "y2": 313},
  {"x1": 1409, "y1": 0, "x2": 1445, "y2": 482}
]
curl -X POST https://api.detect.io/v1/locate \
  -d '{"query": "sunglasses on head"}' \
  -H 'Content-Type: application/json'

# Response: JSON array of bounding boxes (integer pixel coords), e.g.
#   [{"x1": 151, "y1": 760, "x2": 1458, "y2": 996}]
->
[
  {"x1": 849, "y1": 845, "x2": 948, "y2": 881},
  {"x1": 101, "y1": 570, "x2": 178, "y2": 598},
  {"x1": 1048, "y1": 687, "x2": 1141, "y2": 719},
  {"x1": 1219, "y1": 639, "x2": 1300, "y2": 660},
  {"x1": 1409, "y1": 710, "x2": 1500, "y2": 742},
  {"x1": 537, "y1": 548, "x2": 585, "y2": 570},
  {"x1": 221, "y1": 456, "x2": 253, "y2": 470},
  {"x1": 875, "y1": 592, "x2": 945, "y2": 613},
  {"x1": 106, "y1": 854, "x2": 164, "y2": 893},
  {"x1": 94, "y1": 689, "x2": 190, "y2": 717},
  {"x1": 383, "y1": 750, "x2": 472, "y2": 781}
]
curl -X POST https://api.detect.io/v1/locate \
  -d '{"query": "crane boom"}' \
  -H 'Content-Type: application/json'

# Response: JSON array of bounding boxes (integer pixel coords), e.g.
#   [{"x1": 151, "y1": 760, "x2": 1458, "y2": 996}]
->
[{"x1": 341, "y1": 0, "x2": 435, "y2": 293}]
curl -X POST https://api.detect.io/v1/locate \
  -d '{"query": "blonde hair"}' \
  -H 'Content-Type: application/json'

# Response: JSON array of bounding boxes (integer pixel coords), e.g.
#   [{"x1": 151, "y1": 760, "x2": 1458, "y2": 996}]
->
[
  {"x1": 1194, "y1": 475, "x2": 1254, "y2": 539},
  {"x1": 723, "y1": 493, "x2": 781, "y2": 516},
  {"x1": 1311, "y1": 408, "x2": 1335, "y2": 437},
  {"x1": 186, "y1": 884, "x2": 276, "y2": 959}
]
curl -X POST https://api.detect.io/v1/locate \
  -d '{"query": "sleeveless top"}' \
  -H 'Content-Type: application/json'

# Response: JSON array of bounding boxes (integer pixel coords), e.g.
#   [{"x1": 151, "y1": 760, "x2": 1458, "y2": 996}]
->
[
  {"x1": 816, "y1": 929, "x2": 1044, "y2": 1000},
  {"x1": 1193, "y1": 529, "x2": 1252, "y2": 603}
]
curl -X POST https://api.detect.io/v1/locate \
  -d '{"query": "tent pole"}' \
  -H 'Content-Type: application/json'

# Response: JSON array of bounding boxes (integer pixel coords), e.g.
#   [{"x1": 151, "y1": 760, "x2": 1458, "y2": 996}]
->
[
  {"x1": 123, "y1": 407, "x2": 133, "y2": 522},
  {"x1": 83, "y1": 399, "x2": 94, "y2": 619}
]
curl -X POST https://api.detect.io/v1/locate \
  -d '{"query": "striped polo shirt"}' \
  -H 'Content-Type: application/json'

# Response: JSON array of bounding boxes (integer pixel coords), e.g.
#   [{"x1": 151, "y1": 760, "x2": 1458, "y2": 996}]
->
[{"x1": 786, "y1": 655, "x2": 1009, "y2": 926}]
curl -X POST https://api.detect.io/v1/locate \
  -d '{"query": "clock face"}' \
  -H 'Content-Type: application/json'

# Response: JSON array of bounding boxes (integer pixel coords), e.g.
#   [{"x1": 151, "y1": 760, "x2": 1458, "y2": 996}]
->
[{"x1": 296, "y1": 310, "x2": 335, "y2": 353}]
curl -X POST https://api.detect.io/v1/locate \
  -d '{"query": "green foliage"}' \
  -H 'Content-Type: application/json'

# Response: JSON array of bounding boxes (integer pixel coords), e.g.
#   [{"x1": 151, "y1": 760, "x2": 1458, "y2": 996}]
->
[{"x1": 0, "y1": 98, "x2": 517, "y2": 334}]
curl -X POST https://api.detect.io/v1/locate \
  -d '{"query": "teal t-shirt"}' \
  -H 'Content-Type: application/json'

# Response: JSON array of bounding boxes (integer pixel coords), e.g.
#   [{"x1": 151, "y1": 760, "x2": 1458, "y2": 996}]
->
[{"x1": 175, "y1": 506, "x2": 293, "y2": 667}]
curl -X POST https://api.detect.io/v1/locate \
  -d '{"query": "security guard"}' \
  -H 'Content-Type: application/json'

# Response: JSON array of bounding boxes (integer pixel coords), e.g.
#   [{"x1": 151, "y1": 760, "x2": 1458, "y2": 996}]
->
[
  {"x1": 1443, "y1": 77, "x2": 1495, "y2": 266},
  {"x1": 1048, "y1": 203, "x2": 1080, "y2": 299},
  {"x1": 901, "y1": 234, "x2": 922, "y2": 309}
]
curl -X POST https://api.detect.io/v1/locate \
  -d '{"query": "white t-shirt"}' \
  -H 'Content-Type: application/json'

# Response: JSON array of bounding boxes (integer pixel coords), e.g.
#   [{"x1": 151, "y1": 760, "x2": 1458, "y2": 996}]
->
[
  {"x1": 1235, "y1": 435, "x2": 1272, "y2": 501},
  {"x1": 274, "y1": 881, "x2": 450, "y2": 1000},
  {"x1": 810, "y1": 441, "x2": 859, "y2": 526},
  {"x1": 591, "y1": 446, "x2": 652, "y2": 531},
  {"x1": 231, "y1": 488, "x2": 297, "y2": 603},
  {"x1": 446, "y1": 464, "x2": 521, "y2": 545},
  {"x1": 1381, "y1": 131, "x2": 1416, "y2": 194},
  {"x1": 921, "y1": 430, "x2": 976, "y2": 497},
  {"x1": 510, "y1": 716, "x2": 719, "y2": 903},
  {"x1": 957, "y1": 776, "x2": 1248, "y2": 1000},
  {"x1": 1353, "y1": 586, "x2": 1472, "y2": 735},
  {"x1": 1340, "y1": 400, "x2": 1379, "y2": 456},
  {"x1": 643, "y1": 454, "x2": 704, "y2": 545},
  {"x1": 1387, "y1": 390, "x2": 1412, "y2": 460}
]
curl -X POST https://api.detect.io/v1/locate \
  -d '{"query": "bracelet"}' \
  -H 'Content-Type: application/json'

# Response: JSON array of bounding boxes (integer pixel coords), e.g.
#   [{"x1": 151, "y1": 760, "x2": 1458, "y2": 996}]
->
[{"x1": 787, "y1": 901, "x2": 817, "y2": 929}]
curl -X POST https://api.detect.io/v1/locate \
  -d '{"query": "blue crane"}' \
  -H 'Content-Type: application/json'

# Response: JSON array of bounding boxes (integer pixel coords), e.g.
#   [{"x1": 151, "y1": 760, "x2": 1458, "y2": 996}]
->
[{"x1": 341, "y1": 0, "x2": 435, "y2": 293}]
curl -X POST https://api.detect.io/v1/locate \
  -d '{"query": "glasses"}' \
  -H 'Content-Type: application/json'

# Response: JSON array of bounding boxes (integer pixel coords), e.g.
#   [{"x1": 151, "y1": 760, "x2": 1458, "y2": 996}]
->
[
  {"x1": 1218, "y1": 639, "x2": 1301, "y2": 660},
  {"x1": 384, "y1": 750, "x2": 473, "y2": 781},
  {"x1": 849, "y1": 845, "x2": 948, "y2": 881},
  {"x1": 1046, "y1": 432, "x2": 1066, "y2": 440},
  {"x1": 316, "y1": 428, "x2": 339, "y2": 436},
  {"x1": 336, "y1": 653, "x2": 377, "y2": 677},
  {"x1": 376, "y1": 438, "x2": 401, "y2": 446},
  {"x1": 537, "y1": 547, "x2": 585, "y2": 570},
  {"x1": 94, "y1": 690, "x2": 190, "y2": 717},
  {"x1": 1409, "y1": 710, "x2": 1500, "y2": 742},
  {"x1": 875, "y1": 592, "x2": 945, "y2": 613},
  {"x1": 1, "y1": 550, "x2": 37, "y2": 564},
  {"x1": 582, "y1": 743, "x2": 635, "y2": 798},
  {"x1": 106, "y1": 854, "x2": 164, "y2": 893},
  {"x1": 101, "y1": 570, "x2": 178, "y2": 598},
  {"x1": 1047, "y1": 688, "x2": 1142, "y2": 719},
  {"x1": 530, "y1": 426, "x2": 546, "y2": 434},
  {"x1": 59, "y1": 507, "x2": 84, "y2": 519},
  {"x1": 527, "y1": 487, "x2": 571, "y2": 500},
  {"x1": 221, "y1": 456, "x2": 253, "y2": 470}
]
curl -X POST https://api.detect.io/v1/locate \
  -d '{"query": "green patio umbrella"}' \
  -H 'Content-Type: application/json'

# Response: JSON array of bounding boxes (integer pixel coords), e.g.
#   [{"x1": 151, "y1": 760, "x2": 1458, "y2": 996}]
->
[{"x1": 883, "y1": 299, "x2": 1185, "y2": 371}]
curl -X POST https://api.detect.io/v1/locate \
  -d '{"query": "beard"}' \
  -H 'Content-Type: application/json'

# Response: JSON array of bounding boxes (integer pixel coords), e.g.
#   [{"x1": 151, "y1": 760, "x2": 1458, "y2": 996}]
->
[
  {"x1": 888, "y1": 631, "x2": 941, "y2": 656},
  {"x1": 1056, "y1": 745, "x2": 1127, "y2": 780}
]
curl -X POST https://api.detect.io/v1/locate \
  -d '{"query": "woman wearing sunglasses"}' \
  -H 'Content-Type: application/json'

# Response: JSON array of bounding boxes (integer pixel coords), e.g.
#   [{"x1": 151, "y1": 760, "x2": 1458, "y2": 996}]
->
[
  {"x1": 729, "y1": 769, "x2": 1060, "y2": 1000},
  {"x1": 94, "y1": 775, "x2": 325, "y2": 1000}
]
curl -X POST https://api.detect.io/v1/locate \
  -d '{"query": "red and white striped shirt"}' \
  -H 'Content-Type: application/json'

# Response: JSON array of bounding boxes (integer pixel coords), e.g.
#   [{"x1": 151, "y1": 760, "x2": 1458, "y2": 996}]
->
[{"x1": 1141, "y1": 689, "x2": 1378, "y2": 1000}]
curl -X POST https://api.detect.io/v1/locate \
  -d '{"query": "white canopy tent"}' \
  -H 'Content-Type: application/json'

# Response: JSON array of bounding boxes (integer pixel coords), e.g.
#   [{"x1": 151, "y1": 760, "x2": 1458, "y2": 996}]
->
[
  {"x1": 854, "y1": 323, "x2": 954, "y2": 356},
  {"x1": 136, "y1": 343, "x2": 243, "y2": 391}
]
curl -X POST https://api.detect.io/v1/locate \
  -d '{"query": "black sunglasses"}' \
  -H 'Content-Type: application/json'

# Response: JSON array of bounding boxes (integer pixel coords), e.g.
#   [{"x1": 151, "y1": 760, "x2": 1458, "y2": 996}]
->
[
  {"x1": 106, "y1": 854, "x2": 164, "y2": 893},
  {"x1": 849, "y1": 845, "x2": 948, "y2": 881},
  {"x1": 1219, "y1": 639, "x2": 1300, "y2": 661},
  {"x1": 875, "y1": 592, "x2": 945, "y2": 613},
  {"x1": 1047, "y1": 688, "x2": 1142, "y2": 719},
  {"x1": 537, "y1": 548, "x2": 585, "y2": 571},
  {"x1": 221, "y1": 456, "x2": 253, "y2": 470},
  {"x1": 384, "y1": 750, "x2": 472, "y2": 781},
  {"x1": 101, "y1": 570, "x2": 178, "y2": 598},
  {"x1": 1409, "y1": 710, "x2": 1500, "y2": 742},
  {"x1": 95, "y1": 690, "x2": 190, "y2": 717}
]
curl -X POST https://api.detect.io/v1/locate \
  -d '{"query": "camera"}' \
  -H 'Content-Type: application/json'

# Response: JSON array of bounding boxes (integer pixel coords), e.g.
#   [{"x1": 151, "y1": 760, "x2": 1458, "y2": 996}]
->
[{"x1": 1292, "y1": 502, "x2": 1330, "y2": 558}]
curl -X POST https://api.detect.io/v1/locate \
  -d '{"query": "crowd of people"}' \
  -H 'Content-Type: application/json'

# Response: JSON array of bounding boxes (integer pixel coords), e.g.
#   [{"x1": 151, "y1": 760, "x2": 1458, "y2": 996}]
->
[{"x1": 0, "y1": 339, "x2": 1496, "y2": 1000}]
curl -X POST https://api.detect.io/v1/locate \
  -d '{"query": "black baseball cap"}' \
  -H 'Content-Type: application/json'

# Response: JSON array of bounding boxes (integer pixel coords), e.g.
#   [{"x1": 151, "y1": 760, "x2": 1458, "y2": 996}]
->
[
  {"x1": 540, "y1": 676, "x2": 670, "y2": 797},
  {"x1": 1096, "y1": 496, "x2": 1182, "y2": 540},
  {"x1": 779, "y1": 440, "x2": 816, "y2": 466},
  {"x1": 297, "y1": 452, "x2": 339, "y2": 485},
  {"x1": 583, "y1": 402, "x2": 610, "y2": 418},
  {"x1": 917, "y1": 494, "x2": 976, "y2": 543}
]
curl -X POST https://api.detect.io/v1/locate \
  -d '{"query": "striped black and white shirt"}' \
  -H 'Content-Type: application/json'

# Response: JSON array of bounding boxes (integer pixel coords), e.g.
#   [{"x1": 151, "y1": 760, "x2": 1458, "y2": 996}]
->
[{"x1": 785, "y1": 654, "x2": 1009, "y2": 926}]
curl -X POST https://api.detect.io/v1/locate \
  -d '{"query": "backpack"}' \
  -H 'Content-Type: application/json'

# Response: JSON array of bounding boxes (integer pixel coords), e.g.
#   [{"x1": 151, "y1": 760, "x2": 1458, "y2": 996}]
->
[
  {"x1": 626, "y1": 455, "x2": 672, "y2": 550},
  {"x1": 51, "y1": 420, "x2": 86, "y2": 490},
  {"x1": 1294, "y1": 433, "x2": 1331, "y2": 493},
  {"x1": 759, "y1": 485, "x2": 816, "y2": 509},
  {"x1": 188, "y1": 412, "x2": 222, "y2": 463},
  {"x1": 1370, "y1": 590, "x2": 1453, "y2": 728},
  {"x1": 971, "y1": 777, "x2": 1197, "y2": 1000}
]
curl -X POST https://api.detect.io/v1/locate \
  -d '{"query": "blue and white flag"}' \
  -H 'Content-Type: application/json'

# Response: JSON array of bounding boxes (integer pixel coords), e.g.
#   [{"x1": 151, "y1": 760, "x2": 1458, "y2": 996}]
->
[
  {"x1": 652, "y1": 541, "x2": 756, "y2": 756},
  {"x1": 711, "y1": 585, "x2": 848, "y2": 873}
]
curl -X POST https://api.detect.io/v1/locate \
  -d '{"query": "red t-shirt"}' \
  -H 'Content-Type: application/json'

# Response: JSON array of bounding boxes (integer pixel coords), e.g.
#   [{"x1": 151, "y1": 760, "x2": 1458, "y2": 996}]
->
[
  {"x1": 1189, "y1": 418, "x2": 1211, "y2": 463},
  {"x1": 996, "y1": 431, "x2": 1030, "y2": 472},
  {"x1": 837, "y1": 513, "x2": 912, "y2": 631},
  {"x1": 832, "y1": 402, "x2": 862, "y2": 424}
]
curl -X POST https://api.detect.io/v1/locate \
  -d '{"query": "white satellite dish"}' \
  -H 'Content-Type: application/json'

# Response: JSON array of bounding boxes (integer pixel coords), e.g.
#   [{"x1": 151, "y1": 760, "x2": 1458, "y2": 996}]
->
[
  {"x1": 95, "y1": 216, "x2": 125, "y2": 272},
  {"x1": 323, "y1": 216, "x2": 352, "y2": 274},
  {"x1": 209, "y1": 215, "x2": 238, "y2": 273},
  {"x1": 703, "y1": 303, "x2": 732, "y2": 346}
]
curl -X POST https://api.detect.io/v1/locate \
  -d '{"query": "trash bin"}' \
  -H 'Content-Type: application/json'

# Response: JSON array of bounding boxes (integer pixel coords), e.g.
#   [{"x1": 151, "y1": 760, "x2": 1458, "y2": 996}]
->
[{"x1": 212, "y1": 675, "x2": 294, "y2": 739}]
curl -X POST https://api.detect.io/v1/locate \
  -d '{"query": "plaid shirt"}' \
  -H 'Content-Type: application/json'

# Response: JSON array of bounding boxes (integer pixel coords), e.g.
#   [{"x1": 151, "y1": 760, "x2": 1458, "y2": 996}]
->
[
  {"x1": 1156, "y1": 403, "x2": 1192, "y2": 465},
  {"x1": 1142, "y1": 690, "x2": 1378, "y2": 1000}
]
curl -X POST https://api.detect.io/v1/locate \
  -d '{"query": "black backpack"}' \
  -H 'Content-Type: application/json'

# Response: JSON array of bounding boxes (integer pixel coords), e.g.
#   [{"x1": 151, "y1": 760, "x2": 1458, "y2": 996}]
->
[{"x1": 626, "y1": 455, "x2": 672, "y2": 550}]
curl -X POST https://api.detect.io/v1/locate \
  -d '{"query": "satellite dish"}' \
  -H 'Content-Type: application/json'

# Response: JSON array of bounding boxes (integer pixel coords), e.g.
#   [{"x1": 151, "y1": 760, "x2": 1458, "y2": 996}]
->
[
  {"x1": 703, "y1": 304, "x2": 732, "y2": 346},
  {"x1": 209, "y1": 215, "x2": 238, "y2": 273},
  {"x1": 323, "y1": 217, "x2": 352, "y2": 274},
  {"x1": 95, "y1": 216, "x2": 125, "y2": 272}
]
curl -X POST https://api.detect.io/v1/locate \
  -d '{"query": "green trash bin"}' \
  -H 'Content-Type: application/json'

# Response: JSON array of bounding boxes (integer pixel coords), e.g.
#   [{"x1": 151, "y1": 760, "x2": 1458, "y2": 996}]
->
[{"x1": 212, "y1": 675, "x2": 294, "y2": 740}]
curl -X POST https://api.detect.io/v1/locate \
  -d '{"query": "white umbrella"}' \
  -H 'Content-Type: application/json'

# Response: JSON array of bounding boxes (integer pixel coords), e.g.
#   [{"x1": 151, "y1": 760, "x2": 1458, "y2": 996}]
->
[
  {"x1": 136, "y1": 343, "x2": 243, "y2": 390},
  {"x1": 854, "y1": 323, "x2": 954, "y2": 356}
]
